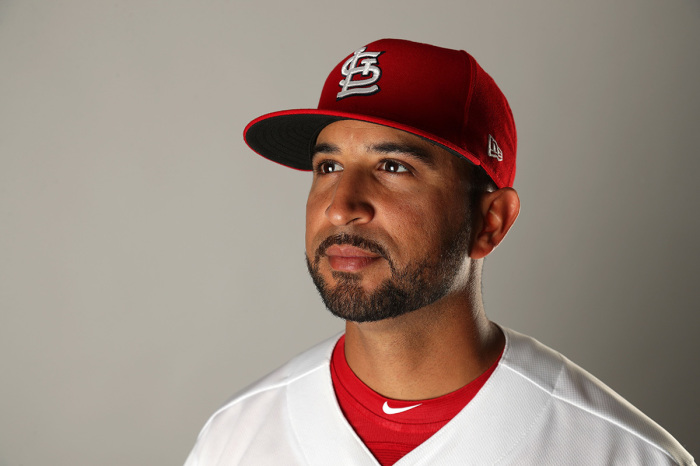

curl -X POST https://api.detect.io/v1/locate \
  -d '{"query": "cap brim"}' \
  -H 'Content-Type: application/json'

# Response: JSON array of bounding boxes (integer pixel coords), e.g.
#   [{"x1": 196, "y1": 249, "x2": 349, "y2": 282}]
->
[{"x1": 243, "y1": 109, "x2": 481, "y2": 171}]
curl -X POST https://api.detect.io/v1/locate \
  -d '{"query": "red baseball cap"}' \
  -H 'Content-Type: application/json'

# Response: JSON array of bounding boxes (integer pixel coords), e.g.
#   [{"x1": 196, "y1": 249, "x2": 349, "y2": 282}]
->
[{"x1": 244, "y1": 38, "x2": 516, "y2": 188}]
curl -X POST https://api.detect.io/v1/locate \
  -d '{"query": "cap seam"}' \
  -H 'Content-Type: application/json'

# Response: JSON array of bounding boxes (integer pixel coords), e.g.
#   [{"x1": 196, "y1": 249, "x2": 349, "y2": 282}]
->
[{"x1": 460, "y1": 50, "x2": 476, "y2": 150}]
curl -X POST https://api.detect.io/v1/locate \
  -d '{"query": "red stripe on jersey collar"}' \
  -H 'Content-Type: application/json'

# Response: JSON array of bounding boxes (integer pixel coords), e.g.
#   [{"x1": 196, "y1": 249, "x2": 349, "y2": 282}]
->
[{"x1": 330, "y1": 334, "x2": 502, "y2": 465}]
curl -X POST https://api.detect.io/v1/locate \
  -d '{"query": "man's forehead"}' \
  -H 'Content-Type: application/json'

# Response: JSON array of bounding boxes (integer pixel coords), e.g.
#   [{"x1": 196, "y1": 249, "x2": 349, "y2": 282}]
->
[{"x1": 316, "y1": 120, "x2": 426, "y2": 144}]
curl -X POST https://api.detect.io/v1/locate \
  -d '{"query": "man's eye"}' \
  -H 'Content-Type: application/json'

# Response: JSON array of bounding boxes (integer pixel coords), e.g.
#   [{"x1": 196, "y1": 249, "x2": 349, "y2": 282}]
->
[
  {"x1": 381, "y1": 160, "x2": 409, "y2": 173},
  {"x1": 316, "y1": 160, "x2": 343, "y2": 174}
]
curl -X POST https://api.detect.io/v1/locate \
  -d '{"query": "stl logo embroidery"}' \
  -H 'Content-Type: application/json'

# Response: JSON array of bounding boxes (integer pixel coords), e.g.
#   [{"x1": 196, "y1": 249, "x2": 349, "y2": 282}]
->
[
  {"x1": 337, "y1": 47, "x2": 384, "y2": 100},
  {"x1": 488, "y1": 134, "x2": 503, "y2": 161}
]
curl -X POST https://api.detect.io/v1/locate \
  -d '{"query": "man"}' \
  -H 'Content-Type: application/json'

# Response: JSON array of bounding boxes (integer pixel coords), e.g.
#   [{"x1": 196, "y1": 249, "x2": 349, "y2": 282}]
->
[{"x1": 185, "y1": 39, "x2": 694, "y2": 465}]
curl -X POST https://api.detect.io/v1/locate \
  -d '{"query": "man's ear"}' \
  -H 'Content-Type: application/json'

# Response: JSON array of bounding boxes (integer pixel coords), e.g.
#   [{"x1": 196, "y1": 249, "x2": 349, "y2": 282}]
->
[{"x1": 470, "y1": 188, "x2": 520, "y2": 260}]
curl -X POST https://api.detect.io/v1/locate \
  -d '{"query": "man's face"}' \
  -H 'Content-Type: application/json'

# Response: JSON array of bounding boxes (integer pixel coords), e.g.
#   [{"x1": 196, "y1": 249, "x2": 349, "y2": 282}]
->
[{"x1": 305, "y1": 120, "x2": 475, "y2": 322}]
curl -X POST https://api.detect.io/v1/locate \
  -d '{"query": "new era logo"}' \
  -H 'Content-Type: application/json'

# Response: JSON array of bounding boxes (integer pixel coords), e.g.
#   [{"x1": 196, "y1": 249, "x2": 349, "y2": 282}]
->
[{"x1": 488, "y1": 135, "x2": 503, "y2": 161}]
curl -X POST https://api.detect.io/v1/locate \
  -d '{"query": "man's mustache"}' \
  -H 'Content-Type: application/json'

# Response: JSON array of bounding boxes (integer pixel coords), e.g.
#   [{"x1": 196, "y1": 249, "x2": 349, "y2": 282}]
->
[{"x1": 315, "y1": 233, "x2": 390, "y2": 265}]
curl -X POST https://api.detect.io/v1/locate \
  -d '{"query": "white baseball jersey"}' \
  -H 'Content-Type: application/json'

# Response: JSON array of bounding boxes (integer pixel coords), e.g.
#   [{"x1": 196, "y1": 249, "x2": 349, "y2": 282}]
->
[{"x1": 184, "y1": 327, "x2": 695, "y2": 465}]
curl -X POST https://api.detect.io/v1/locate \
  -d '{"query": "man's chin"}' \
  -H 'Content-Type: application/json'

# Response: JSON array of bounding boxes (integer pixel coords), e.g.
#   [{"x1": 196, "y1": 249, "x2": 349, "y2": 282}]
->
[
  {"x1": 329, "y1": 270, "x2": 362, "y2": 283},
  {"x1": 327, "y1": 271, "x2": 394, "y2": 297},
  {"x1": 306, "y1": 254, "x2": 428, "y2": 323}
]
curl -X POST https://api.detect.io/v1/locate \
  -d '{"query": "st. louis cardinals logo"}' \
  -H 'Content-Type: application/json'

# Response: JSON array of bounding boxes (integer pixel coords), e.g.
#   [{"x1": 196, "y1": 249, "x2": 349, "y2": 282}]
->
[{"x1": 337, "y1": 47, "x2": 384, "y2": 100}]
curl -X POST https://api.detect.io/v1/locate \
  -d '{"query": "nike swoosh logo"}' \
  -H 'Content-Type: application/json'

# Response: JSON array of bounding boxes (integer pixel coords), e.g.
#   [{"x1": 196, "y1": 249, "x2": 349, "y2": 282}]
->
[{"x1": 382, "y1": 401, "x2": 422, "y2": 415}]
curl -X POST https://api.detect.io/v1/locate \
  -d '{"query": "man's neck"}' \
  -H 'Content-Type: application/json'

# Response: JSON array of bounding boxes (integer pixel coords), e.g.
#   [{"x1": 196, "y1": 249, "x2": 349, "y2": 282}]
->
[{"x1": 343, "y1": 294, "x2": 504, "y2": 401}]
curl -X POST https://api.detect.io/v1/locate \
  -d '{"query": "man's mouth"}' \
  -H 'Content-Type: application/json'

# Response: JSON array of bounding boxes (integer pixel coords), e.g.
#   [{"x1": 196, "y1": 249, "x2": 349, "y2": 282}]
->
[
  {"x1": 325, "y1": 244, "x2": 382, "y2": 272},
  {"x1": 313, "y1": 233, "x2": 392, "y2": 273}
]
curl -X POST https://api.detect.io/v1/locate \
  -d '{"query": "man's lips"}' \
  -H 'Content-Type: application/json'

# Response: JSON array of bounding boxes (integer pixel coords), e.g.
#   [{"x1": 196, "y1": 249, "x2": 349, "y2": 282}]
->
[
  {"x1": 325, "y1": 245, "x2": 380, "y2": 258},
  {"x1": 325, "y1": 245, "x2": 382, "y2": 272}
]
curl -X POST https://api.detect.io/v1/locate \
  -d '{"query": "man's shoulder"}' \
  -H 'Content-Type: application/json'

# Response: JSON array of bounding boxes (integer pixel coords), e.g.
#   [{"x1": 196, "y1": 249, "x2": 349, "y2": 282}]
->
[
  {"x1": 220, "y1": 333, "x2": 339, "y2": 410},
  {"x1": 202, "y1": 333, "x2": 338, "y2": 423},
  {"x1": 498, "y1": 327, "x2": 694, "y2": 465},
  {"x1": 184, "y1": 334, "x2": 342, "y2": 466},
  {"x1": 501, "y1": 327, "x2": 657, "y2": 427}
]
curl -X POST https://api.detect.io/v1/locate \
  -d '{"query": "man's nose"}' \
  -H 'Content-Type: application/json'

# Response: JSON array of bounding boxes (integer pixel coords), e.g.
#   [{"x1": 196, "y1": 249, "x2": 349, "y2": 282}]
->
[{"x1": 325, "y1": 170, "x2": 375, "y2": 226}]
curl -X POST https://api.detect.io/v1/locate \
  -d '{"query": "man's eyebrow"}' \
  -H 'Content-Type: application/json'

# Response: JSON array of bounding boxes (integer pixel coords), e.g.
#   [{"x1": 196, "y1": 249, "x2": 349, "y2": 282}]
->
[
  {"x1": 311, "y1": 142, "x2": 339, "y2": 160},
  {"x1": 369, "y1": 142, "x2": 435, "y2": 166},
  {"x1": 310, "y1": 141, "x2": 436, "y2": 166}
]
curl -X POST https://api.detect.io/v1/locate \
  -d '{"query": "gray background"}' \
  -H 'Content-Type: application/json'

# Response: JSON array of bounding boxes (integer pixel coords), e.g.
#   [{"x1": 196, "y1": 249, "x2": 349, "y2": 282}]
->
[{"x1": 1, "y1": 0, "x2": 698, "y2": 464}]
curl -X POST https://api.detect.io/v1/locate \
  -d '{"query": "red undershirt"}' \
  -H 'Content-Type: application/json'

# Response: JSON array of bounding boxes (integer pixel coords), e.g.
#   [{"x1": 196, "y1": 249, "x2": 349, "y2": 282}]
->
[{"x1": 330, "y1": 335, "x2": 501, "y2": 466}]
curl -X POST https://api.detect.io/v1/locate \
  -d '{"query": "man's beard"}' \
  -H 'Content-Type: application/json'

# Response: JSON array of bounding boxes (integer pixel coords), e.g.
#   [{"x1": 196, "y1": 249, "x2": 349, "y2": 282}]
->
[{"x1": 305, "y1": 222, "x2": 471, "y2": 323}]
